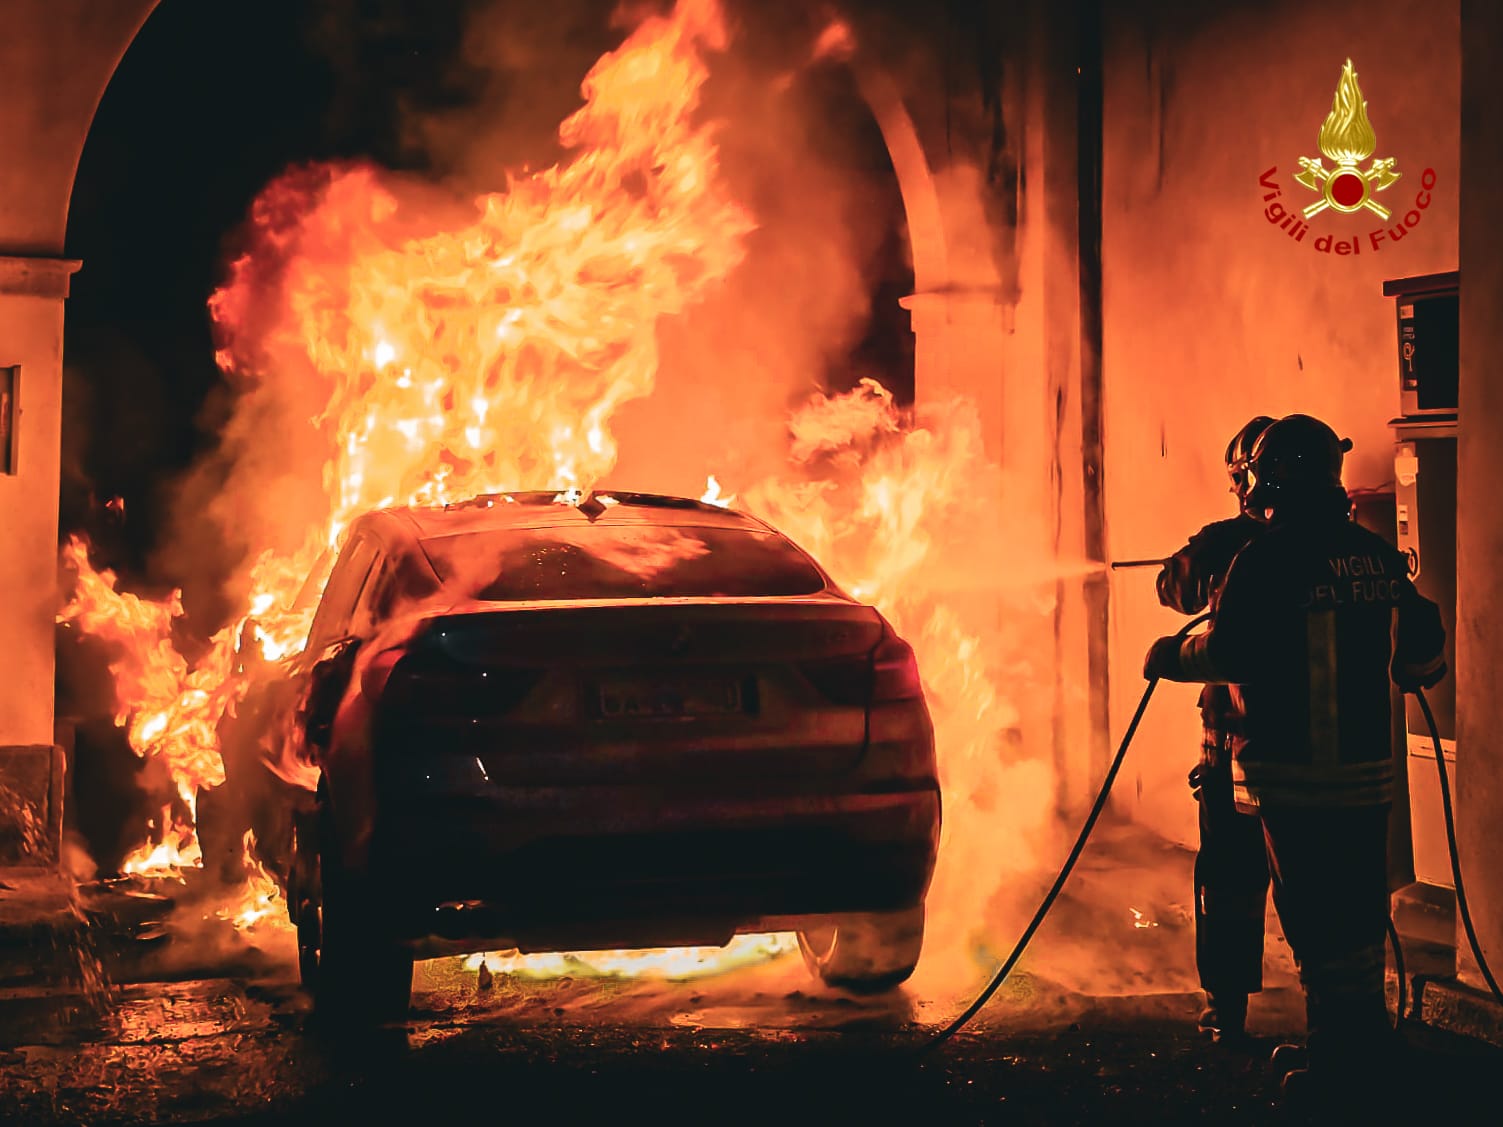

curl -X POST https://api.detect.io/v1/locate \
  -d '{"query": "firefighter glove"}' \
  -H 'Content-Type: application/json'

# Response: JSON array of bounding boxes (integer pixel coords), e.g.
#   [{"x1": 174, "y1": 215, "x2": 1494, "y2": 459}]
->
[
  {"x1": 1156, "y1": 558, "x2": 1213, "y2": 616},
  {"x1": 1394, "y1": 658, "x2": 1448, "y2": 693},
  {"x1": 1143, "y1": 635, "x2": 1184, "y2": 681}
]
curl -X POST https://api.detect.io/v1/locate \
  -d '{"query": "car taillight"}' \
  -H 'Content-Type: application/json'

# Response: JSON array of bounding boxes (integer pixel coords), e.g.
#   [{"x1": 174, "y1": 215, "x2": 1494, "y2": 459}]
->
[
  {"x1": 801, "y1": 630, "x2": 924, "y2": 706},
  {"x1": 373, "y1": 650, "x2": 541, "y2": 719},
  {"x1": 871, "y1": 633, "x2": 924, "y2": 702}
]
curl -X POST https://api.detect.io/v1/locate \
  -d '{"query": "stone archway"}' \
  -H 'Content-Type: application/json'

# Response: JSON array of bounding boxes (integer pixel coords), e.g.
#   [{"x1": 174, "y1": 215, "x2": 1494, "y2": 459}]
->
[
  {"x1": 2, "y1": 0, "x2": 1077, "y2": 861},
  {"x1": 0, "y1": 0, "x2": 156, "y2": 863}
]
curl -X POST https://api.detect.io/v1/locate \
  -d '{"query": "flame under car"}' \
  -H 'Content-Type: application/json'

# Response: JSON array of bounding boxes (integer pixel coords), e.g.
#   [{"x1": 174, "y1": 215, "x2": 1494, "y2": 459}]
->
[{"x1": 280, "y1": 491, "x2": 940, "y2": 1021}]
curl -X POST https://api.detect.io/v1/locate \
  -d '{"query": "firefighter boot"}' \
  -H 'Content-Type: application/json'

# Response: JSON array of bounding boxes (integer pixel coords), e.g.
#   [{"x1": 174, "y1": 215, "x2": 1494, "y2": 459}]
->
[
  {"x1": 1280, "y1": 1061, "x2": 1392, "y2": 1116},
  {"x1": 1197, "y1": 992, "x2": 1250, "y2": 1046},
  {"x1": 1281, "y1": 1023, "x2": 1404, "y2": 1113}
]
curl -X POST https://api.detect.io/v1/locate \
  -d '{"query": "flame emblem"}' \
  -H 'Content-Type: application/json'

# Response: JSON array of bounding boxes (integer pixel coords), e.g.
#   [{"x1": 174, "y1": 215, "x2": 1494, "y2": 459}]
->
[{"x1": 1293, "y1": 59, "x2": 1402, "y2": 220}]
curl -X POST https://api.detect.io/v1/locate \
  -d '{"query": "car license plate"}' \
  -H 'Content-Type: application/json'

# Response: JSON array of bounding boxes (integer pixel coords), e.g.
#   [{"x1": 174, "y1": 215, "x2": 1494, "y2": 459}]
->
[{"x1": 597, "y1": 675, "x2": 744, "y2": 718}]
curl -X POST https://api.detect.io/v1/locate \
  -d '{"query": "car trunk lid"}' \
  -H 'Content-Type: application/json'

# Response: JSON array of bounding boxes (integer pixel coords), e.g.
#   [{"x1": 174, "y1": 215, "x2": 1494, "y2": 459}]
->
[{"x1": 377, "y1": 596, "x2": 886, "y2": 785}]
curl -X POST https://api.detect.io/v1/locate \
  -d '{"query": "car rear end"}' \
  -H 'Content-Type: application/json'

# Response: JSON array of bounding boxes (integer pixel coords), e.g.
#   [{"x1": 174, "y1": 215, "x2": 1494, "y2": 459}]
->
[{"x1": 333, "y1": 507, "x2": 940, "y2": 955}]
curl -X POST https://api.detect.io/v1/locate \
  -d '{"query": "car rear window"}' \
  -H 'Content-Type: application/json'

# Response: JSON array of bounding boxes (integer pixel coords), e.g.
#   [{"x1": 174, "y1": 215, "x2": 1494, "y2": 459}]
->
[{"x1": 419, "y1": 524, "x2": 828, "y2": 601}]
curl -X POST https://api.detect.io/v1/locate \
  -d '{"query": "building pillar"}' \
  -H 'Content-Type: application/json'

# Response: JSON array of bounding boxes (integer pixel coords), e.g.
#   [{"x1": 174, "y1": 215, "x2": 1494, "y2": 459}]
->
[
  {"x1": 0, "y1": 255, "x2": 78, "y2": 865},
  {"x1": 850, "y1": 3, "x2": 1100, "y2": 816},
  {"x1": 905, "y1": 0, "x2": 1101, "y2": 817},
  {"x1": 883, "y1": 0, "x2": 1102, "y2": 817},
  {"x1": 1454, "y1": 0, "x2": 1503, "y2": 991}
]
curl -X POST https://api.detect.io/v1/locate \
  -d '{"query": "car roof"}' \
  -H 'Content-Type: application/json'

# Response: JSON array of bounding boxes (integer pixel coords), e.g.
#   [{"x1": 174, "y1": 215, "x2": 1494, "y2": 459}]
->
[{"x1": 369, "y1": 490, "x2": 776, "y2": 541}]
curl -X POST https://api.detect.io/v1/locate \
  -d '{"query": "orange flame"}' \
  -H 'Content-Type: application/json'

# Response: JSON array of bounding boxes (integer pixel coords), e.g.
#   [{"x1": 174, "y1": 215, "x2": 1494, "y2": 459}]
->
[
  {"x1": 59, "y1": 0, "x2": 751, "y2": 832},
  {"x1": 119, "y1": 803, "x2": 201, "y2": 879},
  {"x1": 736, "y1": 379, "x2": 1057, "y2": 991},
  {"x1": 55, "y1": 2, "x2": 784, "y2": 991},
  {"x1": 700, "y1": 474, "x2": 735, "y2": 507},
  {"x1": 57, "y1": 538, "x2": 232, "y2": 798},
  {"x1": 465, "y1": 933, "x2": 797, "y2": 983},
  {"x1": 205, "y1": 0, "x2": 753, "y2": 665},
  {"x1": 215, "y1": 831, "x2": 289, "y2": 932}
]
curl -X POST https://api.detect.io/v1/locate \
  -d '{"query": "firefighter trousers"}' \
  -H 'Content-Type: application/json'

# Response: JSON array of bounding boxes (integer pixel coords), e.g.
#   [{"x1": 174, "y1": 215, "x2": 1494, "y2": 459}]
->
[
  {"x1": 1191, "y1": 756, "x2": 1270, "y2": 998},
  {"x1": 1259, "y1": 802, "x2": 1394, "y2": 1069}
]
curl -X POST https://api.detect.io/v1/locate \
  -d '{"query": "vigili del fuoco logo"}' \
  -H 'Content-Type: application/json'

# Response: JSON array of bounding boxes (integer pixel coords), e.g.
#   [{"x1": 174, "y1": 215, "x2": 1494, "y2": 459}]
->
[{"x1": 1259, "y1": 59, "x2": 1436, "y2": 255}]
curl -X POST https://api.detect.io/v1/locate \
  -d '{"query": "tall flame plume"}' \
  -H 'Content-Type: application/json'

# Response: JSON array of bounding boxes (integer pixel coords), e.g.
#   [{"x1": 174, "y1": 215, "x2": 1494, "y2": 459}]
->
[
  {"x1": 60, "y1": 0, "x2": 751, "y2": 879},
  {"x1": 58, "y1": 0, "x2": 1059, "y2": 994}
]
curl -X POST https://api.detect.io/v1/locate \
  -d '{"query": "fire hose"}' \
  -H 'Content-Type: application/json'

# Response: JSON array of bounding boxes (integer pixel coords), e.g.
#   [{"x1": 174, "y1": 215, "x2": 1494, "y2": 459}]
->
[
  {"x1": 919, "y1": 619, "x2": 1457, "y2": 1052},
  {"x1": 1105, "y1": 565, "x2": 1499, "y2": 1006},
  {"x1": 918, "y1": 612, "x2": 1209, "y2": 1053}
]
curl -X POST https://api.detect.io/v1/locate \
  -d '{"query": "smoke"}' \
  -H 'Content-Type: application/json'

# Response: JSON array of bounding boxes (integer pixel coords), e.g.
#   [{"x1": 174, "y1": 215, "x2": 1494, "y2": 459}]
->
[
  {"x1": 392, "y1": 0, "x2": 911, "y2": 497},
  {"x1": 613, "y1": 10, "x2": 910, "y2": 495},
  {"x1": 399, "y1": 0, "x2": 629, "y2": 188},
  {"x1": 730, "y1": 380, "x2": 1081, "y2": 1000},
  {"x1": 144, "y1": 0, "x2": 908, "y2": 623}
]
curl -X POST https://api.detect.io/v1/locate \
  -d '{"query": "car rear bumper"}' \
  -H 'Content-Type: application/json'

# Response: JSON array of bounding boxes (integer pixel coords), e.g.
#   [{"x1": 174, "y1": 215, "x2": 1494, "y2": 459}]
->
[{"x1": 364, "y1": 785, "x2": 940, "y2": 953}]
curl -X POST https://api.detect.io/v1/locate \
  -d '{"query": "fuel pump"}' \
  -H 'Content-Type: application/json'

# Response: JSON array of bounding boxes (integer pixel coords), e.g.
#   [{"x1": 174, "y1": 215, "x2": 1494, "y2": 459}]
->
[{"x1": 1383, "y1": 273, "x2": 1463, "y2": 939}]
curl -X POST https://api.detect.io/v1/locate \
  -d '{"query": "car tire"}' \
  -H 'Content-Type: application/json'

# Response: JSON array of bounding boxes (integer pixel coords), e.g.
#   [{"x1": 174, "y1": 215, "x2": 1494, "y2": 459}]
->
[
  {"x1": 302, "y1": 797, "x2": 413, "y2": 1024},
  {"x1": 289, "y1": 814, "x2": 322, "y2": 993},
  {"x1": 797, "y1": 904, "x2": 925, "y2": 994}
]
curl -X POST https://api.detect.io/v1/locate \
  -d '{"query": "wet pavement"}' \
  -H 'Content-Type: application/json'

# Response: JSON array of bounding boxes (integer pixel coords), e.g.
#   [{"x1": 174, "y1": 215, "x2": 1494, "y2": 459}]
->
[
  {"x1": 3, "y1": 825, "x2": 1500, "y2": 1125},
  {"x1": 1, "y1": 920, "x2": 1500, "y2": 1127}
]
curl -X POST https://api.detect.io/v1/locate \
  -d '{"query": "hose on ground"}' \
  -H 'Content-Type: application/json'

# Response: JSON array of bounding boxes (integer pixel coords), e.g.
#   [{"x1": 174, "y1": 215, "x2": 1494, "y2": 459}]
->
[
  {"x1": 919, "y1": 614, "x2": 1210, "y2": 1053},
  {"x1": 916, "y1": 642, "x2": 1489, "y2": 1051}
]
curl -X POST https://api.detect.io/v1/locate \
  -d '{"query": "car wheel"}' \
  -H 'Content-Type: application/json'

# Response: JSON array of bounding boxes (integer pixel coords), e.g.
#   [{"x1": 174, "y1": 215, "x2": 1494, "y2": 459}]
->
[
  {"x1": 797, "y1": 904, "x2": 925, "y2": 994},
  {"x1": 306, "y1": 800, "x2": 413, "y2": 1024},
  {"x1": 289, "y1": 816, "x2": 321, "y2": 993}
]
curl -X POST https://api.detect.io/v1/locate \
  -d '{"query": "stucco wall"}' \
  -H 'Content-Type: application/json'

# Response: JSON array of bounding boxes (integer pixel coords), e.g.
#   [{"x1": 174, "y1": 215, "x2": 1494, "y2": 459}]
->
[
  {"x1": 1100, "y1": 0, "x2": 1461, "y2": 845},
  {"x1": 0, "y1": 2, "x2": 158, "y2": 257},
  {"x1": 0, "y1": 282, "x2": 69, "y2": 745},
  {"x1": 0, "y1": 0, "x2": 157, "y2": 751}
]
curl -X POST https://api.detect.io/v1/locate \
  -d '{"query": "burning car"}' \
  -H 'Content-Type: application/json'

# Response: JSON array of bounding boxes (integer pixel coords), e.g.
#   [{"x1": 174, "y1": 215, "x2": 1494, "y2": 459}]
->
[{"x1": 279, "y1": 489, "x2": 940, "y2": 1020}]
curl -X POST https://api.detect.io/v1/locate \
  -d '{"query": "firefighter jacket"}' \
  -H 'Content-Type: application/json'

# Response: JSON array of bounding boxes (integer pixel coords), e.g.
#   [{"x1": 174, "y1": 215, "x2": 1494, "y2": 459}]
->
[
  {"x1": 1156, "y1": 515, "x2": 1263, "y2": 616},
  {"x1": 1158, "y1": 508, "x2": 1445, "y2": 810},
  {"x1": 1155, "y1": 514, "x2": 1262, "y2": 745}
]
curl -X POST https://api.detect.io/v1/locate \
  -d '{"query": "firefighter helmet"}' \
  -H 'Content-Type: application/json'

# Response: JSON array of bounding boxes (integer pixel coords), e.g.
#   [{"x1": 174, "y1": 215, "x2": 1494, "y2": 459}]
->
[
  {"x1": 1224, "y1": 415, "x2": 1277, "y2": 510},
  {"x1": 1244, "y1": 414, "x2": 1354, "y2": 519}
]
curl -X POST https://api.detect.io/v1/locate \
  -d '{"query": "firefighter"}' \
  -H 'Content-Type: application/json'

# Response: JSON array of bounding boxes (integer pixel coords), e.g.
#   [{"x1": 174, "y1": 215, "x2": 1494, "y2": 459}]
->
[
  {"x1": 1154, "y1": 415, "x2": 1275, "y2": 1047},
  {"x1": 1142, "y1": 414, "x2": 1446, "y2": 1104}
]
